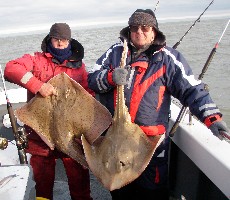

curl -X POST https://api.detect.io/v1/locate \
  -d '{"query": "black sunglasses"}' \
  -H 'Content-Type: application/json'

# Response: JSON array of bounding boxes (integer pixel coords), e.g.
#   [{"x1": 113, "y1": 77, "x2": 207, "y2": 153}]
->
[{"x1": 129, "y1": 25, "x2": 152, "y2": 33}]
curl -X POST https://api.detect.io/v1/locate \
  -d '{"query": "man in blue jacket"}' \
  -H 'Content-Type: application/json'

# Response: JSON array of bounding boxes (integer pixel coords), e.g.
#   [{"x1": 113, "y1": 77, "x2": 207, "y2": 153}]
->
[{"x1": 88, "y1": 9, "x2": 230, "y2": 200}]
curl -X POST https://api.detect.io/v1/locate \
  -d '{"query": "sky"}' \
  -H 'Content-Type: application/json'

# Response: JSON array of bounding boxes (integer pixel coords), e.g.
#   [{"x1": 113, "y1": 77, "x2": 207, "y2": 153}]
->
[{"x1": 0, "y1": 0, "x2": 229, "y2": 35}]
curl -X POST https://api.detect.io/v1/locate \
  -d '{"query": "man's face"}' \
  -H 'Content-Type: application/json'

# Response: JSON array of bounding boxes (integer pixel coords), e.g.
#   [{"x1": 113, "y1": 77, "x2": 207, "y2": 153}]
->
[
  {"x1": 51, "y1": 38, "x2": 69, "y2": 49},
  {"x1": 130, "y1": 25, "x2": 156, "y2": 49}
]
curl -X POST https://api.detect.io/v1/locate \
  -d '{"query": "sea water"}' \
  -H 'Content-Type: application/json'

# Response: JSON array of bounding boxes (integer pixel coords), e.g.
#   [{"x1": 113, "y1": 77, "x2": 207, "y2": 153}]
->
[{"x1": 0, "y1": 17, "x2": 229, "y2": 125}]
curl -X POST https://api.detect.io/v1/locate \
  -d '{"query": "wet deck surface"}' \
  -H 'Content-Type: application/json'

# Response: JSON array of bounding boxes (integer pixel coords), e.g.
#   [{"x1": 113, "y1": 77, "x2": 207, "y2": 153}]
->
[{"x1": 0, "y1": 103, "x2": 112, "y2": 200}]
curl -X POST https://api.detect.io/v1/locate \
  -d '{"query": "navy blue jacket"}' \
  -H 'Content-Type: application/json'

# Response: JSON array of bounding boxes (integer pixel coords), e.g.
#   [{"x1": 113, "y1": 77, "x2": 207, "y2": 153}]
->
[
  {"x1": 88, "y1": 38, "x2": 221, "y2": 189},
  {"x1": 88, "y1": 39, "x2": 220, "y2": 132}
]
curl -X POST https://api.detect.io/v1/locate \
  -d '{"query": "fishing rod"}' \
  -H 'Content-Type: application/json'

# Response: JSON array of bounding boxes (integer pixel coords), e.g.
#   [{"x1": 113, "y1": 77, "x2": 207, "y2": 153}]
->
[
  {"x1": 167, "y1": 0, "x2": 214, "y2": 136},
  {"x1": 154, "y1": 1, "x2": 160, "y2": 12},
  {"x1": 0, "y1": 65, "x2": 28, "y2": 164},
  {"x1": 173, "y1": 0, "x2": 214, "y2": 49},
  {"x1": 169, "y1": 19, "x2": 230, "y2": 138}
]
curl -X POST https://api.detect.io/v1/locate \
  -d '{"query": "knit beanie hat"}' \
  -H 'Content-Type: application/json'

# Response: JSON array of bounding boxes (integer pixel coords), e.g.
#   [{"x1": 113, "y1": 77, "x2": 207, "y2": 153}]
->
[
  {"x1": 120, "y1": 9, "x2": 166, "y2": 46},
  {"x1": 128, "y1": 9, "x2": 158, "y2": 31},
  {"x1": 49, "y1": 23, "x2": 71, "y2": 40}
]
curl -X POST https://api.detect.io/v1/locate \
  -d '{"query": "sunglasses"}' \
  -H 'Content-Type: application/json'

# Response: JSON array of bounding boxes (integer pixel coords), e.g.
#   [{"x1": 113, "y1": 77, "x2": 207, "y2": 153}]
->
[{"x1": 129, "y1": 25, "x2": 152, "y2": 33}]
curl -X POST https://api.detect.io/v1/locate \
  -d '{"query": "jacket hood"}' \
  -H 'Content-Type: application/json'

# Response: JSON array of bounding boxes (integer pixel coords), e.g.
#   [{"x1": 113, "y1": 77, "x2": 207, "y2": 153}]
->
[{"x1": 41, "y1": 35, "x2": 84, "y2": 61}]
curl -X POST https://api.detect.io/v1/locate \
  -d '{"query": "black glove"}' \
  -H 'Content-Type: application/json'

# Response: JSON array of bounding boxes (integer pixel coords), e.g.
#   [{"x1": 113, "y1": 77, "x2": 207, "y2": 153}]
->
[
  {"x1": 112, "y1": 68, "x2": 128, "y2": 85},
  {"x1": 209, "y1": 120, "x2": 230, "y2": 140}
]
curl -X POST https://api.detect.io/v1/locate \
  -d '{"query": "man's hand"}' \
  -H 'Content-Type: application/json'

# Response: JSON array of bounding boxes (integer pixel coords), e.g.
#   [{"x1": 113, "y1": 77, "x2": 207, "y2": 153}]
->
[
  {"x1": 38, "y1": 83, "x2": 57, "y2": 97},
  {"x1": 112, "y1": 68, "x2": 128, "y2": 85},
  {"x1": 209, "y1": 120, "x2": 230, "y2": 141}
]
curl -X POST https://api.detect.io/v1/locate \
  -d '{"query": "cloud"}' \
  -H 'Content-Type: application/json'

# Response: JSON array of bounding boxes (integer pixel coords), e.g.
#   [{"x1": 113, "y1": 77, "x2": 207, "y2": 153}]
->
[{"x1": 0, "y1": 0, "x2": 229, "y2": 35}]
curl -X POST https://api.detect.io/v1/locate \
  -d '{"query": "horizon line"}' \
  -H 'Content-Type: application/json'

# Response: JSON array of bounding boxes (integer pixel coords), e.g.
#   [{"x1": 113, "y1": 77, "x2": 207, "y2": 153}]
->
[{"x1": 0, "y1": 13, "x2": 229, "y2": 37}]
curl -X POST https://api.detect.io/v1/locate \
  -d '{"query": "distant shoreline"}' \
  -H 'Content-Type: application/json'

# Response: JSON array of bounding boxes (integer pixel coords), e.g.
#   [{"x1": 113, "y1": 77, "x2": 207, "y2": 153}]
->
[{"x1": 0, "y1": 15, "x2": 229, "y2": 38}]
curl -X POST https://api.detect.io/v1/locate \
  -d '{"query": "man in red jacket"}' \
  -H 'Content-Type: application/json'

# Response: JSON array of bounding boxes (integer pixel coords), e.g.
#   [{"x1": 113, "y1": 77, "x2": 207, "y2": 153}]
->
[{"x1": 4, "y1": 23, "x2": 93, "y2": 200}]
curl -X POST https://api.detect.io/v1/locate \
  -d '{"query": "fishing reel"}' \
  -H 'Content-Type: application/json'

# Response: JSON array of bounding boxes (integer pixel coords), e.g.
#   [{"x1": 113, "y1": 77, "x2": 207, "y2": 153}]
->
[
  {"x1": 0, "y1": 127, "x2": 28, "y2": 150},
  {"x1": 16, "y1": 127, "x2": 28, "y2": 150},
  {"x1": 0, "y1": 137, "x2": 8, "y2": 150}
]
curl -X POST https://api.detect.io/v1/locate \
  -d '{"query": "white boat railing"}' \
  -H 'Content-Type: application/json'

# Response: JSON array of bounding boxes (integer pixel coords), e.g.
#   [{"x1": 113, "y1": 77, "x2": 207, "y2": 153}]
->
[
  {"x1": 169, "y1": 102, "x2": 230, "y2": 199},
  {"x1": 0, "y1": 87, "x2": 27, "y2": 105}
]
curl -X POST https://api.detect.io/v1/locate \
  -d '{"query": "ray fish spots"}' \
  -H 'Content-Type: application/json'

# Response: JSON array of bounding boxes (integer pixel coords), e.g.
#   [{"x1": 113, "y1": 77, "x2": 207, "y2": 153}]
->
[{"x1": 15, "y1": 72, "x2": 112, "y2": 168}]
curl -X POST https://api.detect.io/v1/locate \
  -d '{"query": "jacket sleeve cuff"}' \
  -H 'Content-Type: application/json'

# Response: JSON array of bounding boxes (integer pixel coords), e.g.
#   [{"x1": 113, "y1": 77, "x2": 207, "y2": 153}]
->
[
  {"x1": 107, "y1": 69, "x2": 116, "y2": 86},
  {"x1": 25, "y1": 76, "x2": 44, "y2": 94},
  {"x1": 204, "y1": 114, "x2": 222, "y2": 127}
]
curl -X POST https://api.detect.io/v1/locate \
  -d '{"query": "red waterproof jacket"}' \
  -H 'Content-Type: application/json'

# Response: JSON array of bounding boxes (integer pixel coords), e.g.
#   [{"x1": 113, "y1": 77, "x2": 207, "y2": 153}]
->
[{"x1": 4, "y1": 37, "x2": 94, "y2": 156}]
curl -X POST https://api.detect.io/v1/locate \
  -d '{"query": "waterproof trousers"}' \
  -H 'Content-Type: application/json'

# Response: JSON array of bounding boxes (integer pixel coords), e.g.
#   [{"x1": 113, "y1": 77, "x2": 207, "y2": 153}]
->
[{"x1": 30, "y1": 155, "x2": 92, "y2": 200}]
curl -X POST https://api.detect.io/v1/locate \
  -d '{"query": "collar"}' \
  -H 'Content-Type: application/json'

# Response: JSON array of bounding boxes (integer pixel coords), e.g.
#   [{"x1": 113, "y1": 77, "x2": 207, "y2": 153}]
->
[{"x1": 41, "y1": 35, "x2": 84, "y2": 62}]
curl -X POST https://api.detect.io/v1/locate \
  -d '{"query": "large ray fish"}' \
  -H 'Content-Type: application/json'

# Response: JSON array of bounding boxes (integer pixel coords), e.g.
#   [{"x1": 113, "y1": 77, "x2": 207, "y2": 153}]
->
[
  {"x1": 82, "y1": 40, "x2": 165, "y2": 190},
  {"x1": 15, "y1": 73, "x2": 112, "y2": 168}
]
